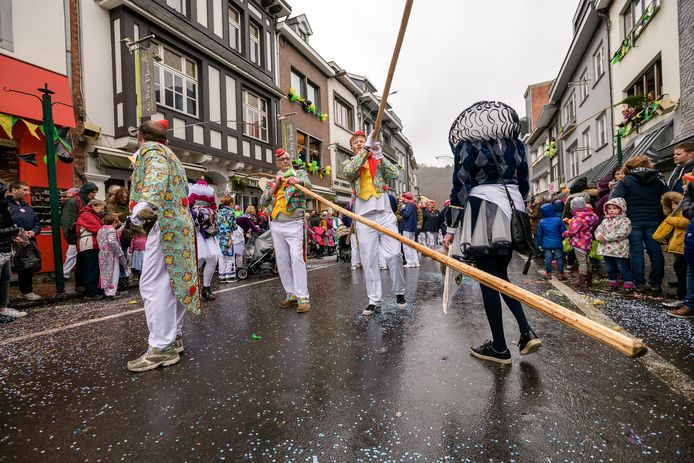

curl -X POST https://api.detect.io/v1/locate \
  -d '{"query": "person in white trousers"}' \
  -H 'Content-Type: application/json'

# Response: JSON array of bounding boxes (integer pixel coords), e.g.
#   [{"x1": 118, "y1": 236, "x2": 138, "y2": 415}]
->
[
  {"x1": 127, "y1": 119, "x2": 201, "y2": 373},
  {"x1": 342, "y1": 130, "x2": 406, "y2": 315},
  {"x1": 260, "y1": 148, "x2": 312, "y2": 313},
  {"x1": 189, "y1": 179, "x2": 222, "y2": 301}
]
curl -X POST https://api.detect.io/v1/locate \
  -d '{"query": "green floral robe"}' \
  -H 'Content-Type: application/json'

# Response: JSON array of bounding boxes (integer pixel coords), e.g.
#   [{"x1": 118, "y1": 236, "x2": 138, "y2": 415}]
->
[{"x1": 130, "y1": 141, "x2": 201, "y2": 314}]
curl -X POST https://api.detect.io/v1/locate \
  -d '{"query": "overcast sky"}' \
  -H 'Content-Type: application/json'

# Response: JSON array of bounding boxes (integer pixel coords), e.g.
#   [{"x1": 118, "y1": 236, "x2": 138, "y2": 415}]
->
[{"x1": 286, "y1": 0, "x2": 577, "y2": 166}]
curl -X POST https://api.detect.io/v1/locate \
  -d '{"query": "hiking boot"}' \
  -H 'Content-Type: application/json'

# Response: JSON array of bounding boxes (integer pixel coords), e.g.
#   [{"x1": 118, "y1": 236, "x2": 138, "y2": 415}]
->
[
  {"x1": 556, "y1": 272, "x2": 567, "y2": 281},
  {"x1": 20, "y1": 292, "x2": 41, "y2": 301},
  {"x1": 173, "y1": 335, "x2": 184, "y2": 354},
  {"x1": 0, "y1": 314, "x2": 14, "y2": 323},
  {"x1": 396, "y1": 294, "x2": 407, "y2": 308},
  {"x1": 0, "y1": 307, "x2": 27, "y2": 318},
  {"x1": 470, "y1": 341, "x2": 511, "y2": 365},
  {"x1": 202, "y1": 286, "x2": 215, "y2": 301},
  {"x1": 279, "y1": 299, "x2": 297, "y2": 309},
  {"x1": 518, "y1": 330, "x2": 542, "y2": 355},
  {"x1": 127, "y1": 346, "x2": 180, "y2": 372},
  {"x1": 85, "y1": 294, "x2": 105, "y2": 301},
  {"x1": 662, "y1": 300, "x2": 685, "y2": 309},
  {"x1": 666, "y1": 306, "x2": 694, "y2": 319},
  {"x1": 543, "y1": 272, "x2": 552, "y2": 280},
  {"x1": 296, "y1": 302, "x2": 310, "y2": 313},
  {"x1": 362, "y1": 304, "x2": 378, "y2": 316},
  {"x1": 645, "y1": 282, "x2": 662, "y2": 293}
]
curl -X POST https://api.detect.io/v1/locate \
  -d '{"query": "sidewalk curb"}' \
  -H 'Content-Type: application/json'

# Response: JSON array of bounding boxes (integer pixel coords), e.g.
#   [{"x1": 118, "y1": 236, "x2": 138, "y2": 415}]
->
[{"x1": 536, "y1": 264, "x2": 694, "y2": 403}]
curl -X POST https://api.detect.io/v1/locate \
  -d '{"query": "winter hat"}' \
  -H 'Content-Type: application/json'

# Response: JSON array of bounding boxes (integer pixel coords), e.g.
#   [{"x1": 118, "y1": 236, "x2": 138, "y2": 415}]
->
[
  {"x1": 188, "y1": 179, "x2": 216, "y2": 208},
  {"x1": 570, "y1": 196, "x2": 586, "y2": 211}
]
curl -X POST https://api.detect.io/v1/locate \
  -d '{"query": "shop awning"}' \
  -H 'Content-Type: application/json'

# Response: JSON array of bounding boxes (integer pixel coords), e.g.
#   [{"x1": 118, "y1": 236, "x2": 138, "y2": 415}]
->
[
  {"x1": 584, "y1": 120, "x2": 673, "y2": 183},
  {"x1": 0, "y1": 55, "x2": 75, "y2": 128}
]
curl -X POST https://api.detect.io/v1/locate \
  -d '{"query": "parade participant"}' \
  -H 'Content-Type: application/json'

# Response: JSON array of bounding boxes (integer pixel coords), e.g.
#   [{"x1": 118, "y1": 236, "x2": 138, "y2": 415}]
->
[
  {"x1": 217, "y1": 196, "x2": 237, "y2": 283},
  {"x1": 260, "y1": 148, "x2": 312, "y2": 313},
  {"x1": 189, "y1": 179, "x2": 222, "y2": 301},
  {"x1": 444, "y1": 101, "x2": 540, "y2": 364},
  {"x1": 127, "y1": 119, "x2": 200, "y2": 373},
  {"x1": 97, "y1": 213, "x2": 128, "y2": 298},
  {"x1": 399, "y1": 192, "x2": 419, "y2": 268},
  {"x1": 342, "y1": 130, "x2": 406, "y2": 315},
  {"x1": 423, "y1": 200, "x2": 440, "y2": 248}
]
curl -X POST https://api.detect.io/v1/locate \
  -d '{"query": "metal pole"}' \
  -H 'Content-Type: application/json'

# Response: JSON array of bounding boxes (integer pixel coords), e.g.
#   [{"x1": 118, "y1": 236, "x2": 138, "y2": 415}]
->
[
  {"x1": 616, "y1": 132, "x2": 623, "y2": 167},
  {"x1": 38, "y1": 83, "x2": 65, "y2": 293}
]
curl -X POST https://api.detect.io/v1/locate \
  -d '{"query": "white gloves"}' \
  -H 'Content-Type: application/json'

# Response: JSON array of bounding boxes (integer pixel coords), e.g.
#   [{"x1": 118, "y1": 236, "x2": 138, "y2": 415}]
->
[
  {"x1": 371, "y1": 141, "x2": 383, "y2": 160},
  {"x1": 365, "y1": 130, "x2": 375, "y2": 149},
  {"x1": 130, "y1": 202, "x2": 157, "y2": 227}
]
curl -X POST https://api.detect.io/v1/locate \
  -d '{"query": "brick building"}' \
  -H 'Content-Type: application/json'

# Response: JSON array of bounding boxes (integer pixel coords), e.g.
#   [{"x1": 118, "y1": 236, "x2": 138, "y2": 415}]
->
[{"x1": 277, "y1": 15, "x2": 334, "y2": 210}]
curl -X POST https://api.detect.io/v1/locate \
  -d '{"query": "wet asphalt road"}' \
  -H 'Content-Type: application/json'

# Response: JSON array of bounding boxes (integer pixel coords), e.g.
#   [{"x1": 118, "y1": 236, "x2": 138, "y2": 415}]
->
[{"x1": 1, "y1": 255, "x2": 693, "y2": 462}]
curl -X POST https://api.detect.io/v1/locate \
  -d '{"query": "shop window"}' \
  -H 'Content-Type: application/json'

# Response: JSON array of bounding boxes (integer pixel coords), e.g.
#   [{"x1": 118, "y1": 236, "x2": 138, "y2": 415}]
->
[
  {"x1": 242, "y1": 89, "x2": 269, "y2": 142},
  {"x1": 152, "y1": 42, "x2": 198, "y2": 117},
  {"x1": 626, "y1": 58, "x2": 662, "y2": 100},
  {"x1": 249, "y1": 22, "x2": 261, "y2": 66},
  {"x1": 166, "y1": 0, "x2": 185, "y2": 15},
  {"x1": 0, "y1": 144, "x2": 19, "y2": 184},
  {"x1": 228, "y1": 6, "x2": 241, "y2": 52},
  {"x1": 334, "y1": 96, "x2": 354, "y2": 131}
]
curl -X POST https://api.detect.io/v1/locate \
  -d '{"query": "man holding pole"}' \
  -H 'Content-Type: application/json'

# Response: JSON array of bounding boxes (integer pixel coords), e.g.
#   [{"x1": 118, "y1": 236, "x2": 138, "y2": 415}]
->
[
  {"x1": 127, "y1": 120, "x2": 200, "y2": 372},
  {"x1": 261, "y1": 148, "x2": 312, "y2": 313},
  {"x1": 343, "y1": 130, "x2": 406, "y2": 315}
]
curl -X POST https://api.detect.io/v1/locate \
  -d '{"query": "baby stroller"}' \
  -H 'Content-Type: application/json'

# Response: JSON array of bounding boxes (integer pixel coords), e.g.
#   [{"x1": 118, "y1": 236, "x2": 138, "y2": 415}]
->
[
  {"x1": 334, "y1": 225, "x2": 351, "y2": 262},
  {"x1": 236, "y1": 230, "x2": 278, "y2": 280}
]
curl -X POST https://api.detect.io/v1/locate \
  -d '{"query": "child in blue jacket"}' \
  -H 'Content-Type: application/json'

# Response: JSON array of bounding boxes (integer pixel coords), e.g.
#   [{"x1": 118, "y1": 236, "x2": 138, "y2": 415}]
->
[{"x1": 535, "y1": 203, "x2": 566, "y2": 280}]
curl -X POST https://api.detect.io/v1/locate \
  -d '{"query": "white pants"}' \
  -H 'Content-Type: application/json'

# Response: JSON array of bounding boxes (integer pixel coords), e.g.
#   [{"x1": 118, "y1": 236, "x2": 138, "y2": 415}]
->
[
  {"x1": 63, "y1": 244, "x2": 77, "y2": 275},
  {"x1": 379, "y1": 246, "x2": 387, "y2": 268},
  {"x1": 141, "y1": 223, "x2": 186, "y2": 350},
  {"x1": 271, "y1": 219, "x2": 309, "y2": 301},
  {"x1": 402, "y1": 231, "x2": 419, "y2": 266},
  {"x1": 426, "y1": 232, "x2": 437, "y2": 248},
  {"x1": 356, "y1": 210, "x2": 405, "y2": 305},
  {"x1": 351, "y1": 238, "x2": 361, "y2": 267},
  {"x1": 104, "y1": 259, "x2": 120, "y2": 296},
  {"x1": 219, "y1": 255, "x2": 235, "y2": 278},
  {"x1": 198, "y1": 256, "x2": 217, "y2": 287}
]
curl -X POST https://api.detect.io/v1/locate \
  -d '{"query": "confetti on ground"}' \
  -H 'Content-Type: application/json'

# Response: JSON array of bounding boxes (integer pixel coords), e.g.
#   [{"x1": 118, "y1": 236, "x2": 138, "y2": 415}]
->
[
  {"x1": 592, "y1": 299, "x2": 605, "y2": 306},
  {"x1": 612, "y1": 325, "x2": 624, "y2": 332},
  {"x1": 250, "y1": 333, "x2": 262, "y2": 340},
  {"x1": 128, "y1": 300, "x2": 138, "y2": 304}
]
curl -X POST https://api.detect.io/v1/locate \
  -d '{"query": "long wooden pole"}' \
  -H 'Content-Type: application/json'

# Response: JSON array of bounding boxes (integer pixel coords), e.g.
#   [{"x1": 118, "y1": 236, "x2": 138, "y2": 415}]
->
[
  {"x1": 294, "y1": 184, "x2": 647, "y2": 358},
  {"x1": 372, "y1": 0, "x2": 414, "y2": 141}
]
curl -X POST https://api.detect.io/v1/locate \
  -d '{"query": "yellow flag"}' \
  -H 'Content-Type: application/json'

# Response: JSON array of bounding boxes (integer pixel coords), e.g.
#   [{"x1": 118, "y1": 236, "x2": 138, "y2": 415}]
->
[
  {"x1": 0, "y1": 113, "x2": 14, "y2": 140},
  {"x1": 20, "y1": 118, "x2": 41, "y2": 140}
]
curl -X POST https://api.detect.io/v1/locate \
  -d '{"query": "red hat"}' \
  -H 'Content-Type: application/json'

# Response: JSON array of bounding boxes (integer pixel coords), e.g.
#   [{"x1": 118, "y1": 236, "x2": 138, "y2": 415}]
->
[
  {"x1": 353, "y1": 131, "x2": 365, "y2": 137},
  {"x1": 276, "y1": 148, "x2": 287, "y2": 158},
  {"x1": 444, "y1": 199, "x2": 451, "y2": 206},
  {"x1": 155, "y1": 119, "x2": 169, "y2": 131},
  {"x1": 402, "y1": 192, "x2": 414, "y2": 201}
]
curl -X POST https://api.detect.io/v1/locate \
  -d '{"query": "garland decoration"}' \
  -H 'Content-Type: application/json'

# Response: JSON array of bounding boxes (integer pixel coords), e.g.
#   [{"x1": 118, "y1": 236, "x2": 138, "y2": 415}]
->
[
  {"x1": 544, "y1": 139, "x2": 558, "y2": 158},
  {"x1": 292, "y1": 158, "x2": 331, "y2": 178},
  {"x1": 288, "y1": 88, "x2": 328, "y2": 122}
]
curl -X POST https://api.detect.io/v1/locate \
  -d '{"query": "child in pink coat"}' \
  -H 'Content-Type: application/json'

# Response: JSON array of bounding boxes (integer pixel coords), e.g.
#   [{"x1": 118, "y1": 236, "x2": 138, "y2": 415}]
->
[{"x1": 563, "y1": 196, "x2": 599, "y2": 288}]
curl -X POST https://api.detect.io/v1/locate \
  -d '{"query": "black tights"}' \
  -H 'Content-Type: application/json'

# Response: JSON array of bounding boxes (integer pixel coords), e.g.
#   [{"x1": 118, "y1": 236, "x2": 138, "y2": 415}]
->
[{"x1": 475, "y1": 252, "x2": 532, "y2": 352}]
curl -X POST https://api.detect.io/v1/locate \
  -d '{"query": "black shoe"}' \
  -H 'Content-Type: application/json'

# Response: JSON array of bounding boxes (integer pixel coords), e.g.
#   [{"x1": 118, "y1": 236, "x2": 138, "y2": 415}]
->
[
  {"x1": 0, "y1": 314, "x2": 15, "y2": 323},
  {"x1": 645, "y1": 283, "x2": 662, "y2": 293},
  {"x1": 518, "y1": 330, "x2": 542, "y2": 355},
  {"x1": 85, "y1": 294, "x2": 105, "y2": 301},
  {"x1": 202, "y1": 287, "x2": 216, "y2": 301},
  {"x1": 362, "y1": 304, "x2": 378, "y2": 316},
  {"x1": 75, "y1": 286, "x2": 86, "y2": 294},
  {"x1": 396, "y1": 294, "x2": 406, "y2": 308},
  {"x1": 470, "y1": 341, "x2": 512, "y2": 365}
]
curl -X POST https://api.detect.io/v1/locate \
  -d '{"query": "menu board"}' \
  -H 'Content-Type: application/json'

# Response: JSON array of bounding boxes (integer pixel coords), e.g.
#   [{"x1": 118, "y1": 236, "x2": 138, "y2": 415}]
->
[{"x1": 30, "y1": 187, "x2": 69, "y2": 228}]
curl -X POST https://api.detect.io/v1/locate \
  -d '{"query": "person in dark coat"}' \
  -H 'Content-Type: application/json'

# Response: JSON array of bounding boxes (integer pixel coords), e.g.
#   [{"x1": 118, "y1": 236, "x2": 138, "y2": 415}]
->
[
  {"x1": 60, "y1": 182, "x2": 98, "y2": 291},
  {"x1": 672, "y1": 173, "x2": 694, "y2": 318},
  {"x1": 610, "y1": 155, "x2": 668, "y2": 291},
  {"x1": 666, "y1": 142, "x2": 694, "y2": 193},
  {"x1": 422, "y1": 201, "x2": 441, "y2": 248},
  {"x1": 399, "y1": 192, "x2": 419, "y2": 267},
  {"x1": 7, "y1": 182, "x2": 42, "y2": 301},
  {"x1": 0, "y1": 180, "x2": 24, "y2": 321}
]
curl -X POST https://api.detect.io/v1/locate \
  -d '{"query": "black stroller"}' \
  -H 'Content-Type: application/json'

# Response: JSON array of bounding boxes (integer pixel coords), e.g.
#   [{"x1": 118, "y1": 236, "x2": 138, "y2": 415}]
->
[{"x1": 236, "y1": 230, "x2": 278, "y2": 280}]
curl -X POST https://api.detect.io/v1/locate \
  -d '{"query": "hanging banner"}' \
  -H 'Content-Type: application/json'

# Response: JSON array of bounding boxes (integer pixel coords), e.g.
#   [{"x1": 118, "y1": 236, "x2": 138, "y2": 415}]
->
[
  {"x1": 135, "y1": 47, "x2": 157, "y2": 118},
  {"x1": 283, "y1": 119, "x2": 297, "y2": 159}
]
